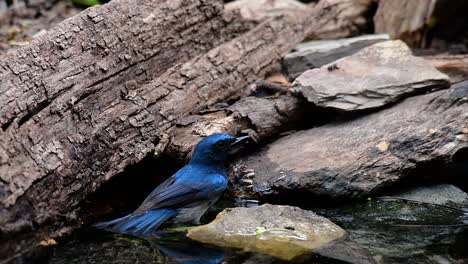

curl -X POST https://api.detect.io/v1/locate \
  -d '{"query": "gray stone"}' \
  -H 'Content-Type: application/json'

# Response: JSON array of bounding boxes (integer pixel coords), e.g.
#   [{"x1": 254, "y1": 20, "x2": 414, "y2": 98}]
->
[
  {"x1": 187, "y1": 204, "x2": 346, "y2": 261},
  {"x1": 229, "y1": 81, "x2": 468, "y2": 200},
  {"x1": 293, "y1": 40, "x2": 450, "y2": 111},
  {"x1": 388, "y1": 184, "x2": 468, "y2": 209},
  {"x1": 283, "y1": 34, "x2": 389, "y2": 79}
]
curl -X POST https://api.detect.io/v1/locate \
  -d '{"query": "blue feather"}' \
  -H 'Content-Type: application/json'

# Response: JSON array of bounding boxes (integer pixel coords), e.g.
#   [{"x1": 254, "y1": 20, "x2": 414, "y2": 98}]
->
[
  {"x1": 94, "y1": 133, "x2": 248, "y2": 237},
  {"x1": 94, "y1": 209, "x2": 175, "y2": 237}
]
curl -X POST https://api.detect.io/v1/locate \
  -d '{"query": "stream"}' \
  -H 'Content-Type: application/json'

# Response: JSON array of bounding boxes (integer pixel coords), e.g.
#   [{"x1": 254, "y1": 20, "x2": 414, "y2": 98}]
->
[{"x1": 14, "y1": 198, "x2": 468, "y2": 264}]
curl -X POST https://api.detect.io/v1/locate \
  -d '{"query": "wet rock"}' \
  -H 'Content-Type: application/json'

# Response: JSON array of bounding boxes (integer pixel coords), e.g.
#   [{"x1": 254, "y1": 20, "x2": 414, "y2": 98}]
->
[
  {"x1": 225, "y1": 0, "x2": 307, "y2": 22},
  {"x1": 293, "y1": 40, "x2": 450, "y2": 111},
  {"x1": 282, "y1": 34, "x2": 389, "y2": 80},
  {"x1": 387, "y1": 184, "x2": 468, "y2": 210},
  {"x1": 316, "y1": 199, "x2": 468, "y2": 264},
  {"x1": 229, "y1": 81, "x2": 468, "y2": 200},
  {"x1": 187, "y1": 204, "x2": 346, "y2": 261}
]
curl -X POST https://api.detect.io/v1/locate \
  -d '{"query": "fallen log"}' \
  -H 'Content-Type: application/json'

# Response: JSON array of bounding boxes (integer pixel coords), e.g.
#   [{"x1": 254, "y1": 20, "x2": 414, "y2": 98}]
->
[
  {"x1": 168, "y1": 93, "x2": 307, "y2": 160},
  {"x1": 229, "y1": 81, "x2": 468, "y2": 201},
  {"x1": 0, "y1": 0, "x2": 343, "y2": 259},
  {"x1": 424, "y1": 54, "x2": 468, "y2": 83},
  {"x1": 373, "y1": 0, "x2": 436, "y2": 47},
  {"x1": 306, "y1": 0, "x2": 375, "y2": 40}
]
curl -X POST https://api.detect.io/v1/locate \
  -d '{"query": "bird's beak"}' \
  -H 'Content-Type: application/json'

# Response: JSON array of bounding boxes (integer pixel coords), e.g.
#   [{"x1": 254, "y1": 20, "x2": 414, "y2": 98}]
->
[
  {"x1": 231, "y1": 136, "x2": 250, "y2": 147},
  {"x1": 229, "y1": 136, "x2": 250, "y2": 154}
]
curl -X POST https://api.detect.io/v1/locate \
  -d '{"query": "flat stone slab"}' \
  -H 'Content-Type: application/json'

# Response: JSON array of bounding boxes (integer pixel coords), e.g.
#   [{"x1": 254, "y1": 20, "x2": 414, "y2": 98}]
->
[
  {"x1": 187, "y1": 204, "x2": 346, "y2": 261},
  {"x1": 282, "y1": 34, "x2": 389, "y2": 79},
  {"x1": 293, "y1": 40, "x2": 450, "y2": 111}
]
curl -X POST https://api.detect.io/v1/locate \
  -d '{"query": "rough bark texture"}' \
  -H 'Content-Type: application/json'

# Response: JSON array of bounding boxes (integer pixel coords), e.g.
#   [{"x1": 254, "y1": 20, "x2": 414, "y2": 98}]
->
[
  {"x1": 0, "y1": 0, "x2": 341, "y2": 258},
  {"x1": 424, "y1": 54, "x2": 468, "y2": 83},
  {"x1": 226, "y1": 0, "x2": 375, "y2": 41},
  {"x1": 307, "y1": 0, "x2": 374, "y2": 40},
  {"x1": 168, "y1": 93, "x2": 307, "y2": 161},
  {"x1": 225, "y1": 0, "x2": 308, "y2": 22},
  {"x1": 229, "y1": 81, "x2": 468, "y2": 200},
  {"x1": 374, "y1": 0, "x2": 436, "y2": 47}
]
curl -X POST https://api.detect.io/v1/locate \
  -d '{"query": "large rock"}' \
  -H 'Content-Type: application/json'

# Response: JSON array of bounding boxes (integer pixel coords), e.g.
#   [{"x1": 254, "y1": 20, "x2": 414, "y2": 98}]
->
[
  {"x1": 282, "y1": 34, "x2": 389, "y2": 80},
  {"x1": 187, "y1": 204, "x2": 346, "y2": 261},
  {"x1": 229, "y1": 81, "x2": 468, "y2": 200},
  {"x1": 293, "y1": 40, "x2": 450, "y2": 111}
]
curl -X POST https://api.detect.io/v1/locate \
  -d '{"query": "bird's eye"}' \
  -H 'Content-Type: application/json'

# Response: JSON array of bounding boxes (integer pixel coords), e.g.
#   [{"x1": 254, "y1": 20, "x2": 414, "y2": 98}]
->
[{"x1": 216, "y1": 141, "x2": 228, "y2": 148}]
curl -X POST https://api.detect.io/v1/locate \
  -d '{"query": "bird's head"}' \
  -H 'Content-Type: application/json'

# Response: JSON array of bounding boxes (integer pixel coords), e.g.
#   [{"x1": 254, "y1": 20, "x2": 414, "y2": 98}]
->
[{"x1": 190, "y1": 133, "x2": 249, "y2": 165}]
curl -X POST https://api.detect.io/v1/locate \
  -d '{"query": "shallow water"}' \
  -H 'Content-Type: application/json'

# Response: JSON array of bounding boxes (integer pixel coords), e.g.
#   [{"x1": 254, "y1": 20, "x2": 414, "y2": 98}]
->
[{"x1": 13, "y1": 199, "x2": 468, "y2": 264}]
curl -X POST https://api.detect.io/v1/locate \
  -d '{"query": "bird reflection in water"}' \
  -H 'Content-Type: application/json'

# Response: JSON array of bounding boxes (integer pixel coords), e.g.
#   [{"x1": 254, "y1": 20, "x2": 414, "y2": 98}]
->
[{"x1": 152, "y1": 239, "x2": 224, "y2": 264}]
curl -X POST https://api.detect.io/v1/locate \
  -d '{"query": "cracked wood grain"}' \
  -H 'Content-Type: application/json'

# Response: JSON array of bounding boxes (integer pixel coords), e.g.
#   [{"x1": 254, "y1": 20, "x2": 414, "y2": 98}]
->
[{"x1": 0, "y1": 0, "x2": 339, "y2": 259}]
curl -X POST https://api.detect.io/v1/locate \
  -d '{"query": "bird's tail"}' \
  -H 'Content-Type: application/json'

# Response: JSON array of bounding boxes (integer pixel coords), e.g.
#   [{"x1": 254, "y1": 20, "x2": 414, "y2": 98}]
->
[{"x1": 94, "y1": 209, "x2": 176, "y2": 237}]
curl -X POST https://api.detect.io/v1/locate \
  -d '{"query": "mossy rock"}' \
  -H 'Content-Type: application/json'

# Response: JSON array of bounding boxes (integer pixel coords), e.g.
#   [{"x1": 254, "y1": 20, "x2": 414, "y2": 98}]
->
[{"x1": 187, "y1": 204, "x2": 346, "y2": 261}]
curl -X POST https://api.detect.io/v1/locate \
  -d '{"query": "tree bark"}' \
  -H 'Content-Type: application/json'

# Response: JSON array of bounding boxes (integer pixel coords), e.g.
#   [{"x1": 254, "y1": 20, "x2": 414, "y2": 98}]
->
[
  {"x1": 0, "y1": 0, "x2": 344, "y2": 259},
  {"x1": 424, "y1": 54, "x2": 468, "y2": 83},
  {"x1": 374, "y1": 0, "x2": 436, "y2": 47},
  {"x1": 168, "y1": 93, "x2": 307, "y2": 160},
  {"x1": 229, "y1": 81, "x2": 468, "y2": 201}
]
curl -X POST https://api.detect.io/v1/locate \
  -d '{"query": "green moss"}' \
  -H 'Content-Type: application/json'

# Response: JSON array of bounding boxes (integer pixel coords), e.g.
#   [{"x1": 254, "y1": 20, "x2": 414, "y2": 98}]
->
[{"x1": 71, "y1": 0, "x2": 101, "y2": 7}]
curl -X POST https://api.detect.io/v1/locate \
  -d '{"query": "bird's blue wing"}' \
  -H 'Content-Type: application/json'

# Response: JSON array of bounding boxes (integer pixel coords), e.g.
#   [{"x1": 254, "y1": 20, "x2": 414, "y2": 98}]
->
[
  {"x1": 94, "y1": 209, "x2": 176, "y2": 237},
  {"x1": 134, "y1": 166, "x2": 227, "y2": 213}
]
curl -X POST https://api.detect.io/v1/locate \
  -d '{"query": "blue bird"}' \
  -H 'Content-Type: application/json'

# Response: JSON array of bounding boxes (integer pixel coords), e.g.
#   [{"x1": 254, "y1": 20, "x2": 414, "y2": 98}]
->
[{"x1": 94, "y1": 133, "x2": 248, "y2": 237}]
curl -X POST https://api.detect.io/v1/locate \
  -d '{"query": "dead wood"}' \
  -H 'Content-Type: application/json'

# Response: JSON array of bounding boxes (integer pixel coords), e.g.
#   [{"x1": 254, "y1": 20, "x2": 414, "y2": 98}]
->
[
  {"x1": 423, "y1": 54, "x2": 468, "y2": 83},
  {"x1": 0, "y1": 0, "x2": 344, "y2": 259},
  {"x1": 374, "y1": 0, "x2": 436, "y2": 47}
]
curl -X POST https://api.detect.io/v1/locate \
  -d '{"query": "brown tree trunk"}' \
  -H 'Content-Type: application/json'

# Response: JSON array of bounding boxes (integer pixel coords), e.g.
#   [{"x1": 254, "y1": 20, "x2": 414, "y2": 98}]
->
[
  {"x1": 374, "y1": 0, "x2": 436, "y2": 47},
  {"x1": 0, "y1": 0, "x2": 350, "y2": 259}
]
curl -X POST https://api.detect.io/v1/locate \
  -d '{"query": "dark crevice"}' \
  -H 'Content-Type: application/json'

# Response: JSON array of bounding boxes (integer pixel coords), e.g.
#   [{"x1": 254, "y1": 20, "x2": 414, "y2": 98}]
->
[
  {"x1": 17, "y1": 84, "x2": 72, "y2": 128},
  {"x1": 1, "y1": 117, "x2": 14, "y2": 131},
  {"x1": 80, "y1": 153, "x2": 183, "y2": 225},
  {"x1": 17, "y1": 99, "x2": 52, "y2": 128},
  {"x1": 452, "y1": 147, "x2": 468, "y2": 163}
]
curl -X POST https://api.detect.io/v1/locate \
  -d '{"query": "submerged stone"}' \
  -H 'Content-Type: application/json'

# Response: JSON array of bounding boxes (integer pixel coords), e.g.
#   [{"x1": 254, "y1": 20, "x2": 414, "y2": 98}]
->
[
  {"x1": 187, "y1": 204, "x2": 346, "y2": 261},
  {"x1": 388, "y1": 183, "x2": 468, "y2": 210},
  {"x1": 294, "y1": 40, "x2": 450, "y2": 111},
  {"x1": 316, "y1": 198, "x2": 468, "y2": 264}
]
